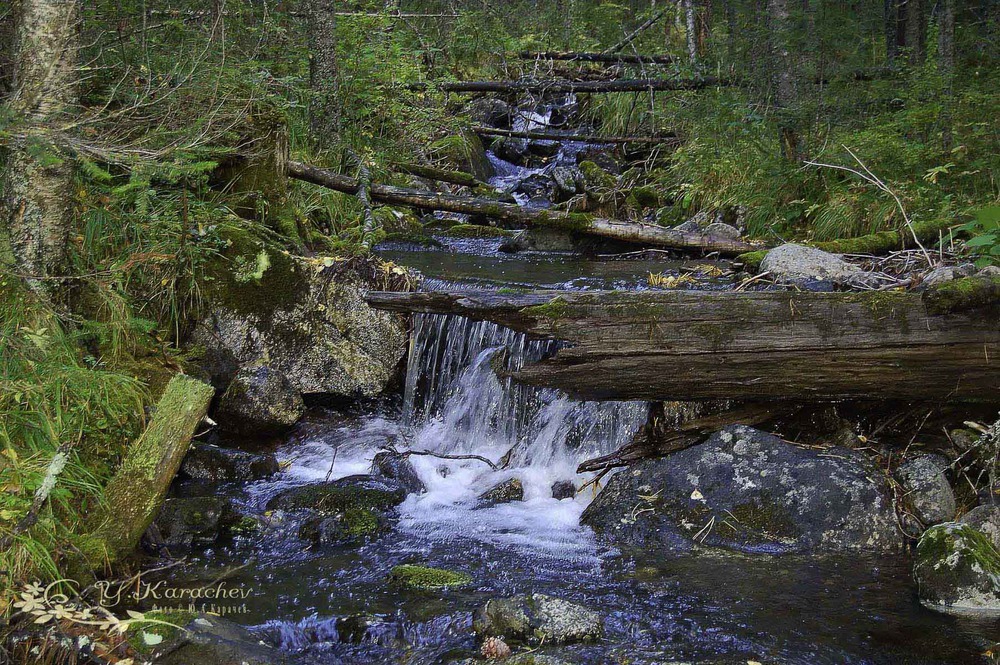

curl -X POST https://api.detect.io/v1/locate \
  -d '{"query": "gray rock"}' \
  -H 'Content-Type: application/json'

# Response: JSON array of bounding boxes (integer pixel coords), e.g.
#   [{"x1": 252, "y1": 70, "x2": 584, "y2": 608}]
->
[
  {"x1": 215, "y1": 365, "x2": 304, "y2": 436},
  {"x1": 978, "y1": 265, "x2": 1000, "y2": 277},
  {"x1": 151, "y1": 497, "x2": 239, "y2": 551},
  {"x1": 575, "y1": 146, "x2": 621, "y2": 174},
  {"x1": 298, "y1": 510, "x2": 389, "y2": 547},
  {"x1": 472, "y1": 594, "x2": 603, "y2": 645},
  {"x1": 191, "y1": 247, "x2": 408, "y2": 405},
  {"x1": 499, "y1": 229, "x2": 580, "y2": 253},
  {"x1": 493, "y1": 137, "x2": 532, "y2": 166},
  {"x1": 551, "y1": 480, "x2": 576, "y2": 500},
  {"x1": 181, "y1": 443, "x2": 279, "y2": 482},
  {"x1": 760, "y1": 243, "x2": 875, "y2": 288},
  {"x1": 517, "y1": 173, "x2": 555, "y2": 199},
  {"x1": 922, "y1": 263, "x2": 977, "y2": 287},
  {"x1": 581, "y1": 425, "x2": 903, "y2": 553},
  {"x1": 961, "y1": 505, "x2": 1000, "y2": 549},
  {"x1": 896, "y1": 454, "x2": 956, "y2": 527},
  {"x1": 465, "y1": 98, "x2": 512, "y2": 128},
  {"x1": 267, "y1": 475, "x2": 407, "y2": 513},
  {"x1": 134, "y1": 612, "x2": 284, "y2": 665},
  {"x1": 703, "y1": 222, "x2": 742, "y2": 240},
  {"x1": 373, "y1": 451, "x2": 425, "y2": 495},
  {"x1": 551, "y1": 167, "x2": 582, "y2": 203},
  {"x1": 673, "y1": 210, "x2": 722, "y2": 234},
  {"x1": 914, "y1": 522, "x2": 1000, "y2": 615},
  {"x1": 478, "y1": 477, "x2": 524, "y2": 506}
]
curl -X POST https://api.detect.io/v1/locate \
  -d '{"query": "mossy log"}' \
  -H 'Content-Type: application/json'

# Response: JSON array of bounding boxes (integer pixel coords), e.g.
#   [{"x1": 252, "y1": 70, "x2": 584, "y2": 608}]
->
[
  {"x1": 86, "y1": 374, "x2": 214, "y2": 565},
  {"x1": 366, "y1": 289, "x2": 999, "y2": 403},
  {"x1": 287, "y1": 161, "x2": 761, "y2": 255},
  {"x1": 472, "y1": 126, "x2": 681, "y2": 146},
  {"x1": 406, "y1": 76, "x2": 733, "y2": 94},
  {"x1": 391, "y1": 162, "x2": 483, "y2": 188},
  {"x1": 517, "y1": 51, "x2": 676, "y2": 64}
]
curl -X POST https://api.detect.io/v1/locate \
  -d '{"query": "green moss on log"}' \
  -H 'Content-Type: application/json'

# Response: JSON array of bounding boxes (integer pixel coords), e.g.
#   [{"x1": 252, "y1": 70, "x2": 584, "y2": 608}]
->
[
  {"x1": 388, "y1": 564, "x2": 473, "y2": 590},
  {"x1": 923, "y1": 275, "x2": 1000, "y2": 315},
  {"x1": 736, "y1": 249, "x2": 768, "y2": 270},
  {"x1": 443, "y1": 224, "x2": 515, "y2": 238},
  {"x1": 522, "y1": 296, "x2": 572, "y2": 321},
  {"x1": 814, "y1": 219, "x2": 958, "y2": 255}
]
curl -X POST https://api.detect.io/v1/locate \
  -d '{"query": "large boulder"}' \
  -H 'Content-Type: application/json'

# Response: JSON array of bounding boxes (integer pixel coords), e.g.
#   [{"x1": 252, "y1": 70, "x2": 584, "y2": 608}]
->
[
  {"x1": 191, "y1": 229, "x2": 408, "y2": 408},
  {"x1": 581, "y1": 426, "x2": 903, "y2": 554},
  {"x1": 214, "y1": 365, "x2": 304, "y2": 436},
  {"x1": 127, "y1": 612, "x2": 284, "y2": 665},
  {"x1": 895, "y1": 454, "x2": 956, "y2": 528},
  {"x1": 150, "y1": 497, "x2": 240, "y2": 551},
  {"x1": 472, "y1": 594, "x2": 603, "y2": 645},
  {"x1": 961, "y1": 505, "x2": 1000, "y2": 549},
  {"x1": 267, "y1": 475, "x2": 407, "y2": 513},
  {"x1": 759, "y1": 243, "x2": 875, "y2": 288},
  {"x1": 180, "y1": 443, "x2": 279, "y2": 482},
  {"x1": 914, "y1": 522, "x2": 1000, "y2": 614}
]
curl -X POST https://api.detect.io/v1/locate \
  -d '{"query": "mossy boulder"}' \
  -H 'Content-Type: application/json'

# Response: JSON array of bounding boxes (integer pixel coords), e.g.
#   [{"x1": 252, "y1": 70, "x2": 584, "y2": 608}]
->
[
  {"x1": 914, "y1": 522, "x2": 1000, "y2": 614},
  {"x1": 149, "y1": 497, "x2": 240, "y2": 552},
  {"x1": 581, "y1": 425, "x2": 903, "y2": 554},
  {"x1": 214, "y1": 365, "x2": 305, "y2": 436},
  {"x1": 578, "y1": 160, "x2": 617, "y2": 194},
  {"x1": 191, "y1": 226, "x2": 408, "y2": 406},
  {"x1": 472, "y1": 594, "x2": 603, "y2": 645},
  {"x1": 388, "y1": 565, "x2": 473, "y2": 590},
  {"x1": 180, "y1": 442, "x2": 279, "y2": 483},
  {"x1": 126, "y1": 612, "x2": 284, "y2": 664},
  {"x1": 298, "y1": 508, "x2": 389, "y2": 547},
  {"x1": 267, "y1": 475, "x2": 407, "y2": 513},
  {"x1": 431, "y1": 130, "x2": 493, "y2": 181},
  {"x1": 478, "y1": 477, "x2": 524, "y2": 507}
]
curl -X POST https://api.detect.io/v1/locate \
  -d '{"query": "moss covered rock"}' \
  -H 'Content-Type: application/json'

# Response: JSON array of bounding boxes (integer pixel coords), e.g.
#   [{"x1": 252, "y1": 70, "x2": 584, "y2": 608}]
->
[
  {"x1": 914, "y1": 522, "x2": 1000, "y2": 614},
  {"x1": 214, "y1": 365, "x2": 305, "y2": 436},
  {"x1": 578, "y1": 160, "x2": 617, "y2": 194},
  {"x1": 267, "y1": 475, "x2": 407, "y2": 513},
  {"x1": 581, "y1": 425, "x2": 902, "y2": 554},
  {"x1": 180, "y1": 442, "x2": 279, "y2": 483},
  {"x1": 150, "y1": 496, "x2": 240, "y2": 552},
  {"x1": 388, "y1": 564, "x2": 473, "y2": 590},
  {"x1": 472, "y1": 594, "x2": 603, "y2": 645},
  {"x1": 126, "y1": 612, "x2": 284, "y2": 664},
  {"x1": 298, "y1": 508, "x2": 388, "y2": 547}
]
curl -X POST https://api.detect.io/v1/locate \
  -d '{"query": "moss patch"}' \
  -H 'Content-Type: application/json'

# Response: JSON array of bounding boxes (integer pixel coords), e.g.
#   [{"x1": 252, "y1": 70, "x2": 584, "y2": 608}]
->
[
  {"x1": 923, "y1": 275, "x2": 1000, "y2": 315},
  {"x1": 442, "y1": 224, "x2": 515, "y2": 238},
  {"x1": 125, "y1": 609, "x2": 197, "y2": 654},
  {"x1": 387, "y1": 564, "x2": 473, "y2": 590}
]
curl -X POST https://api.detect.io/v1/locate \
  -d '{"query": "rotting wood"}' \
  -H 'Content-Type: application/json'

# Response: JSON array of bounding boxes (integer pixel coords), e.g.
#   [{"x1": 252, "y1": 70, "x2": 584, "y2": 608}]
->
[
  {"x1": 518, "y1": 51, "x2": 676, "y2": 64},
  {"x1": 287, "y1": 160, "x2": 761, "y2": 255},
  {"x1": 365, "y1": 288, "x2": 1000, "y2": 403},
  {"x1": 472, "y1": 126, "x2": 681, "y2": 146},
  {"x1": 406, "y1": 77, "x2": 732, "y2": 94}
]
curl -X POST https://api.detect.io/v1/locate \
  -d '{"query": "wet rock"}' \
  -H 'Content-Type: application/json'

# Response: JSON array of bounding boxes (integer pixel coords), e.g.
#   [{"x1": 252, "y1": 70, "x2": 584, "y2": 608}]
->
[
  {"x1": 214, "y1": 365, "x2": 304, "y2": 436},
  {"x1": 576, "y1": 146, "x2": 621, "y2": 174},
  {"x1": 914, "y1": 522, "x2": 1000, "y2": 614},
  {"x1": 465, "y1": 98, "x2": 512, "y2": 128},
  {"x1": 527, "y1": 140, "x2": 561, "y2": 160},
  {"x1": 581, "y1": 425, "x2": 903, "y2": 553},
  {"x1": 961, "y1": 505, "x2": 1000, "y2": 549},
  {"x1": 896, "y1": 454, "x2": 956, "y2": 527},
  {"x1": 191, "y1": 229, "x2": 408, "y2": 405},
  {"x1": 672, "y1": 209, "x2": 724, "y2": 234},
  {"x1": 760, "y1": 243, "x2": 876, "y2": 288},
  {"x1": 478, "y1": 477, "x2": 524, "y2": 506},
  {"x1": 127, "y1": 611, "x2": 284, "y2": 665},
  {"x1": 267, "y1": 475, "x2": 407, "y2": 513},
  {"x1": 493, "y1": 137, "x2": 532, "y2": 166},
  {"x1": 551, "y1": 480, "x2": 577, "y2": 500},
  {"x1": 703, "y1": 222, "x2": 742, "y2": 240},
  {"x1": 578, "y1": 160, "x2": 617, "y2": 194},
  {"x1": 921, "y1": 263, "x2": 977, "y2": 287},
  {"x1": 500, "y1": 229, "x2": 580, "y2": 253},
  {"x1": 472, "y1": 594, "x2": 603, "y2": 645},
  {"x1": 434, "y1": 130, "x2": 494, "y2": 180},
  {"x1": 151, "y1": 497, "x2": 240, "y2": 551},
  {"x1": 181, "y1": 443, "x2": 279, "y2": 482},
  {"x1": 373, "y1": 451, "x2": 425, "y2": 495},
  {"x1": 551, "y1": 167, "x2": 583, "y2": 203},
  {"x1": 388, "y1": 564, "x2": 473, "y2": 590},
  {"x1": 336, "y1": 614, "x2": 381, "y2": 644},
  {"x1": 516, "y1": 173, "x2": 555, "y2": 199},
  {"x1": 298, "y1": 509, "x2": 389, "y2": 547}
]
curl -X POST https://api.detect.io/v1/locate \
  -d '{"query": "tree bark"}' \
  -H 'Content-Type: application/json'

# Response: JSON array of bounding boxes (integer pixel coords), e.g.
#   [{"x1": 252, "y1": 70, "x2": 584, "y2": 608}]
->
[
  {"x1": 767, "y1": 0, "x2": 800, "y2": 161},
  {"x1": 0, "y1": 0, "x2": 80, "y2": 285},
  {"x1": 306, "y1": 0, "x2": 339, "y2": 145},
  {"x1": 684, "y1": 0, "x2": 699, "y2": 64},
  {"x1": 517, "y1": 51, "x2": 676, "y2": 64},
  {"x1": 938, "y1": 0, "x2": 955, "y2": 149}
]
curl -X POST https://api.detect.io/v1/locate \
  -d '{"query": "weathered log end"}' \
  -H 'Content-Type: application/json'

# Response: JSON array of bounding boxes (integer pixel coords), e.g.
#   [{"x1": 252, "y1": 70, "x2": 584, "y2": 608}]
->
[{"x1": 82, "y1": 374, "x2": 214, "y2": 568}]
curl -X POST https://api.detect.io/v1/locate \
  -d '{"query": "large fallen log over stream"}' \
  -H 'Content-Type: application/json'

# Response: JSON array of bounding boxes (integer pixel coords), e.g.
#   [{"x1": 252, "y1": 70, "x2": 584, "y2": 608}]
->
[
  {"x1": 472, "y1": 126, "x2": 681, "y2": 145},
  {"x1": 407, "y1": 77, "x2": 732, "y2": 94},
  {"x1": 518, "y1": 51, "x2": 676, "y2": 64},
  {"x1": 287, "y1": 160, "x2": 760, "y2": 255},
  {"x1": 366, "y1": 281, "x2": 1000, "y2": 403}
]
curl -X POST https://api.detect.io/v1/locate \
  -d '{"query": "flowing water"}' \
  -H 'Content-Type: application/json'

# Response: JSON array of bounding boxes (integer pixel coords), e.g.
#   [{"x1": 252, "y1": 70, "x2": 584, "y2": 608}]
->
[{"x1": 163, "y1": 96, "x2": 1000, "y2": 664}]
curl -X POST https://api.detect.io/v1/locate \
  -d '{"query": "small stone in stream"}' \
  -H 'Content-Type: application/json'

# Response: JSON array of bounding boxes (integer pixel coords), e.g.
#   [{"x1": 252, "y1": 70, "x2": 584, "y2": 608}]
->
[
  {"x1": 373, "y1": 451, "x2": 425, "y2": 495},
  {"x1": 298, "y1": 508, "x2": 388, "y2": 547},
  {"x1": 472, "y1": 594, "x2": 603, "y2": 645},
  {"x1": 961, "y1": 505, "x2": 1000, "y2": 550},
  {"x1": 760, "y1": 243, "x2": 877, "y2": 288},
  {"x1": 214, "y1": 365, "x2": 305, "y2": 436},
  {"x1": 478, "y1": 478, "x2": 524, "y2": 506},
  {"x1": 266, "y1": 475, "x2": 407, "y2": 513},
  {"x1": 466, "y1": 98, "x2": 512, "y2": 128},
  {"x1": 896, "y1": 454, "x2": 956, "y2": 527},
  {"x1": 150, "y1": 497, "x2": 240, "y2": 551},
  {"x1": 480, "y1": 635, "x2": 511, "y2": 659},
  {"x1": 914, "y1": 522, "x2": 1000, "y2": 614},
  {"x1": 437, "y1": 464, "x2": 451, "y2": 478},
  {"x1": 181, "y1": 442, "x2": 279, "y2": 483},
  {"x1": 388, "y1": 564, "x2": 473, "y2": 590},
  {"x1": 551, "y1": 480, "x2": 576, "y2": 500},
  {"x1": 336, "y1": 614, "x2": 381, "y2": 644},
  {"x1": 703, "y1": 222, "x2": 742, "y2": 240}
]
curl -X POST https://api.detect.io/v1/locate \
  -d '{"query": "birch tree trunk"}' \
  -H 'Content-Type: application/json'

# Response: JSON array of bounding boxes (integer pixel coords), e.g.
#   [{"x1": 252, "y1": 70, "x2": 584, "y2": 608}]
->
[
  {"x1": 0, "y1": 0, "x2": 80, "y2": 285},
  {"x1": 684, "y1": 0, "x2": 699, "y2": 64},
  {"x1": 306, "y1": 0, "x2": 339, "y2": 146}
]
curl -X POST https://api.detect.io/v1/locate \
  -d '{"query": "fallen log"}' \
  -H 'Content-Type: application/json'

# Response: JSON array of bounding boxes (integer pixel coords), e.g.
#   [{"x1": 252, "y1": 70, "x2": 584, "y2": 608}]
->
[
  {"x1": 472, "y1": 126, "x2": 681, "y2": 146},
  {"x1": 365, "y1": 286, "x2": 1000, "y2": 403},
  {"x1": 407, "y1": 77, "x2": 731, "y2": 94},
  {"x1": 83, "y1": 374, "x2": 214, "y2": 567},
  {"x1": 605, "y1": 6, "x2": 670, "y2": 54},
  {"x1": 518, "y1": 51, "x2": 676, "y2": 64},
  {"x1": 287, "y1": 160, "x2": 761, "y2": 255}
]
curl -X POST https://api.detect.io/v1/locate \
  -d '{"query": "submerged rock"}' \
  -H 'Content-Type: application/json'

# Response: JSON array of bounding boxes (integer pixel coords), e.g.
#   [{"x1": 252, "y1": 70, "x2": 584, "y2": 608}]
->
[
  {"x1": 388, "y1": 564, "x2": 473, "y2": 590},
  {"x1": 127, "y1": 611, "x2": 283, "y2": 665},
  {"x1": 914, "y1": 522, "x2": 1000, "y2": 614},
  {"x1": 214, "y1": 365, "x2": 305, "y2": 436},
  {"x1": 335, "y1": 614, "x2": 382, "y2": 644},
  {"x1": 896, "y1": 454, "x2": 956, "y2": 528},
  {"x1": 267, "y1": 475, "x2": 407, "y2": 513},
  {"x1": 760, "y1": 243, "x2": 875, "y2": 288},
  {"x1": 551, "y1": 480, "x2": 576, "y2": 500},
  {"x1": 298, "y1": 509, "x2": 389, "y2": 547},
  {"x1": 373, "y1": 451, "x2": 426, "y2": 495},
  {"x1": 150, "y1": 497, "x2": 240, "y2": 551},
  {"x1": 472, "y1": 594, "x2": 603, "y2": 645},
  {"x1": 181, "y1": 443, "x2": 279, "y2": 483},
  {"x1": 478, "y1": 477, "x2": 524, "y2": 506},
  {"x1": 581, "y1": 425, "x2": 902, "y2": 553}
]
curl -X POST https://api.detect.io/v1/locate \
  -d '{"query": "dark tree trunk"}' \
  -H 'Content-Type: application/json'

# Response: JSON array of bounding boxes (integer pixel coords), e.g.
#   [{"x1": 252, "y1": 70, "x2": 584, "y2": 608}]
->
[
  {"x1": 0, "y1": 0, "x2": 80, "y2": 285},
  {"x1": 767, "y1": 0, "x2": 800, "y2": 160},
  {"x1": 306, "y1": 0, "x2": 339, "y2": 145},
  {"x1": 938, "y1": 0, "x2": 956, "y2": 149}
]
